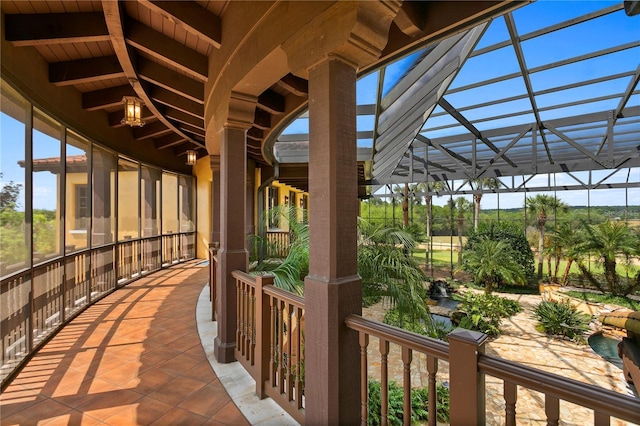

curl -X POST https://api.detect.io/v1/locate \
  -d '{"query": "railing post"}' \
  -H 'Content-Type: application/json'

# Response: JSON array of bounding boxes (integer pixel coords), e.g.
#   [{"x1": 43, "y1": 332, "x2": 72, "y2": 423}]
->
[
  {"x1": 208, "y1": 242, "x2": 219, "y2": 321},
  {"x1": 448, "y1": 328, "x2": 488, "y2": 426},
  {"x1": 255, "y1": 274, "x2": 273, "y2": 399}
]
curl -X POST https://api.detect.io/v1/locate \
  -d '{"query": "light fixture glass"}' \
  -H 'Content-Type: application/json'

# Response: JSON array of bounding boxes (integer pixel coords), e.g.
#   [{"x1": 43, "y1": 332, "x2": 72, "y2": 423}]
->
[
  {"x1": 121, "y1": 96, "x2": 145, "y2": 127},
  {"x1": 186, "y1": 149, "x2": 197, "y2": 166}
]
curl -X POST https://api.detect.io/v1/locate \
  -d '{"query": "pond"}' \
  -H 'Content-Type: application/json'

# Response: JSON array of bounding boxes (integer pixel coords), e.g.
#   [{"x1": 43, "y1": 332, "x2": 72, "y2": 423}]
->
[{"x1": 588, "y1": 333, "x2": 623, "y2": 370}]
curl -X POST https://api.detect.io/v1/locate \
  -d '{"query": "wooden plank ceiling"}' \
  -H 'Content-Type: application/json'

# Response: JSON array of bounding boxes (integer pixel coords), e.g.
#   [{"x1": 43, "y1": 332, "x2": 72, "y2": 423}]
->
[{"x1": 1, "y1": 0, "x2": 308, "y2": 164}]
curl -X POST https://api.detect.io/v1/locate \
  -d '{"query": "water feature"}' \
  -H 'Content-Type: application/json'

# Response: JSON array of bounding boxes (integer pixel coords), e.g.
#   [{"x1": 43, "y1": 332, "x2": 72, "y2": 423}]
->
[{"x1": 588, "y1": 333, "x2": 623, "y2": 369}]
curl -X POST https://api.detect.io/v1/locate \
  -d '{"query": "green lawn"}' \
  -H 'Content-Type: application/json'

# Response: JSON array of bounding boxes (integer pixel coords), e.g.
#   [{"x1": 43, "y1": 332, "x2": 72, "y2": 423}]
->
[{"x1": 563, "y1": 291, "x2": 640, "y2": 310}]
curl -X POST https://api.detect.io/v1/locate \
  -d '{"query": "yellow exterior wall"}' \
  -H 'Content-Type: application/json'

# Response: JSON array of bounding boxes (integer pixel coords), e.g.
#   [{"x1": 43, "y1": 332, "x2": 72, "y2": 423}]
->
[
  {"x1": 117, "y1": 171, "x2": 139, "y2": 240},
  {"x1": 195, "y1": 157, "x2": 212, "y2": 259},
  {"x1": 267, "y1": 180, "x2": 308, "y2": 232},
  {"x1": 65, "y1": 172, "x2": 89, "y2": 250}
]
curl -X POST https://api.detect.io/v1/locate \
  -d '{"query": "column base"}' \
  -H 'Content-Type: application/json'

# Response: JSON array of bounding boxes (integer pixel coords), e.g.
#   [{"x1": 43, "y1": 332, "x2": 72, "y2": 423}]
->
[{"x1": 213, "y1": 338, "x2": 236, "y2": 364}]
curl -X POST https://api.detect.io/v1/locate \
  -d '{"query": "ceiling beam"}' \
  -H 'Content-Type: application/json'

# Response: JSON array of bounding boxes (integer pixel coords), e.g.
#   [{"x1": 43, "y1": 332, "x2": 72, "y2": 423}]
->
[
  {"x1": 277, "y1": 73, "x2": 309, "y2": 97},
  {"x1": 164, "y1": 107, "x2": 204, "y2": 129},
  {"x1": 139, "y1": 0, "x2": 222, "y2": 48},
  {"x1": 151, "y1": 87, "x2": 204, "y2": 118},
  {"x1": 258, "y1": 90, "x2": 285, "y2": 115},
  {"x1": 4, "y1": 12, "x2": 110, "y2": 46},
  {"x1": 438, "y1": 97, "x2": 518, "y2": 168},
  {"x1": 253, "y1": 108, "x2": 271, "y2": 130},
  {"x1": 393, "y1": 1, "x2": 428, "y2": 37},
  {"x1": 247, "y1": 127, "x2": 263, "y2": 142},
  {"x1": 154, "y1": 133, "x2": 186, "y2": 149},
  {"x1": 82, "y1": 85, "x2": 135, "y2": 111},
  {"x1": 137, "y1": 58, "x2": 204, "y2": 104},
  {"x1": 133, "y1": 121, "x2": 172, "y2": 140},
  {"x1": 177, "y1": 123, "x2": 206, "y2": 138},
  {"x1": 125, "y1": 18, "x2": 208, "y2": 82},
  {"x1": 102, "y1": 0, "x2": 202, "y2": 150},
  {"x1": 49, "y1": 55, "x2": 124, "y2": 86}
]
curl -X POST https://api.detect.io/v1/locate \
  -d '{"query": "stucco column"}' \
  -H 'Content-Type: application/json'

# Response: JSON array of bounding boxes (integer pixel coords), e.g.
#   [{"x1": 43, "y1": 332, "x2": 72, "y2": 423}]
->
[
  {"x1": 214, "y1": 92, "x2": 257, "y2": 363},
  {"x1": 304, "y1": 55, "x2": 362, "y2": 425},
  {"x1": 210, "y1": 155, "x2": 221, "y2": 244}
]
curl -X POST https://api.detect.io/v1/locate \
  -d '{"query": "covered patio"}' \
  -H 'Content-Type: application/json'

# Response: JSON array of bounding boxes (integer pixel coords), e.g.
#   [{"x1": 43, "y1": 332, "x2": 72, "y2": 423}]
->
[{"x1": 2, "y1": 1, "x2": 639, "y2": 424}]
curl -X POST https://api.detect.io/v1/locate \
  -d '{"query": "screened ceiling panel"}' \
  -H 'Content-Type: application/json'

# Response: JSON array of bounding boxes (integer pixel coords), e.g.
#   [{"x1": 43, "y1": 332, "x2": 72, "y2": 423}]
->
[{"x1": 272, "y1": 1, "x2": 640, "y2": 193}]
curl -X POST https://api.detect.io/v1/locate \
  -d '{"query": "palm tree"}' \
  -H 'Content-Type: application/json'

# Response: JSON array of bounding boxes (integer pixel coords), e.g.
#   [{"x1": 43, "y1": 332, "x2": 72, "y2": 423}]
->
[
  {"x1": 459, "y1": 237, "x2": 527, "y2": 293},
  {"x1": 449, "y1": 197, "x2": 473, "y2": 265},
  {"x1": 358, "y1": 218, "x2": 429, "y2": 322},
  {"x1": 413, "y1": 181, "x2": 444, "y2": 240},
  {"x1": 576, "y1": 219, "x2": 640, "y2": 296},
  {"x1": 467, "y1": 177, "x2": 500, "y2": 230},
  {"x1": 525, "y1": 194, "x2": 569, "y2": 280},
  {"x1": 547, "y1": 222, "x2": 584, "y2": 285},
  {"x1": 253, "y1": 210, "x2": 430, "y2": 320}
]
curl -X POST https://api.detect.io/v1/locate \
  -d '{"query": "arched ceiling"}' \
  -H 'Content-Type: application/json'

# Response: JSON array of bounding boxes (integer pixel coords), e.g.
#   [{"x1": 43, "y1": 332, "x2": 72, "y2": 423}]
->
[{"x1": 2, "y1": 0, "x2": 521, "y2": 169}]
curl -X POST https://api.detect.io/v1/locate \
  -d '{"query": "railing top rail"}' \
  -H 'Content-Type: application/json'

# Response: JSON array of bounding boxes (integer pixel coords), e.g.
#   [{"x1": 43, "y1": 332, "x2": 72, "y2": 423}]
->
[
  {"x1": 345, "y1": 314, "x2": 450, "y2": 360},
  {"x1": 231, "y1": 270, "x2": 255, "y2": 284},
  {"x1": 263, "y1": 284, "x2": 304, "y2": 308},
  {"x1": 478, "y1": 354, "x2": 640, "y2": 423}
]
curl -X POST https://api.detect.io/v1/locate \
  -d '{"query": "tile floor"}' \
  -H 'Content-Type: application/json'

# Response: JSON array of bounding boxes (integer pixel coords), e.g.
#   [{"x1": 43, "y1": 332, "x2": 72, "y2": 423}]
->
[{"x1": 0, "y1": 261, "x2": 292, "y2": 425}]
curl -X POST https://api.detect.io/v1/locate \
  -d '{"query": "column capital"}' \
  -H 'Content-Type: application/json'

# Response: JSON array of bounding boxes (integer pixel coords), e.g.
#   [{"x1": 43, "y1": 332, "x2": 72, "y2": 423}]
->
[
  {"x1": 210, "y1": 154, "x2": 220, "y2": 172},
  {"x1": 284, "y1": 0, "x2": 401, "y2": 75},
  {"x1": 225, "y1": 91, "x2": 258, "y2": 130}
]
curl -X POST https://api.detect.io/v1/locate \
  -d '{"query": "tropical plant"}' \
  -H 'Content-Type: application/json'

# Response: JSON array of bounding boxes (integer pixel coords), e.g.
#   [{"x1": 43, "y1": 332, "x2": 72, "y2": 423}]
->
[
  {"x1": 368, "y1": 378, "x2": 450, "y2": 425},
  {"x1": 533, "y1": 299, "x2": 590, "y2": 343},
  {"x1": 525, "y1": 194, "x2": 569, "y2": 280},
  {"x1": 412, "y1": 181, "x2": 444, "y2": 239},
  {"x1": 447, "y1": 197, "x2": 472, "y2": 265},
  {"x1": 251, "y1": 206, "x2": 309, "y2": 294},
  {"x1": 466, "y1": 177, "x2": 501, "y2": 230},
  {"x1": 358, "y1": 218, "x2": 430, "y2": 322},
  {"x1": 546, "y1": 222, "x2": 584, "y2": 285},
  {"x1": 451, "y1": 292, "x2": 522, "y2": 336},
  {"x1": 575, "y1": 219, "x2": 640, "y2": 296},
  {"x1": 465, "y1": 221, "x2": 535, "y2": 282},
  {"x1": 459, "y1": 237, "x2": 527, "y2": 293},
  {"x1": 383, "y1": 308, "x2": 452, "y2": 341}
]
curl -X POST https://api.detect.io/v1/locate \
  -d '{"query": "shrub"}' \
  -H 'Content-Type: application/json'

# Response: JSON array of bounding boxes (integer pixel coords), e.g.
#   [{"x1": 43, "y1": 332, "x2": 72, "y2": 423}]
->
[
  {"x1": 466, "y1": 221, "x2": 536, "y2": 283},
  {"x1": 533, "y1": 299, "x2": 591, "y2": 343},
  {"x1": 452, "y1": 292, "x2": 522, "y2": 336},
  {"x1": 368, "y1": 379, "x2": 450, "y2": 425}
]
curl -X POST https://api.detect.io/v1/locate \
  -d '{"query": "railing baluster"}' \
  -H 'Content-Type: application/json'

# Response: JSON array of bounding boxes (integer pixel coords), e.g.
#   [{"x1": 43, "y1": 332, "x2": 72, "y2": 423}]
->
[
  {"x1": 270, "y1": 296, "x2": 277, "y2": 386},
  {"x1": 545, "y1": 394, "x2": 560, "y2": 426},
  {"x1": 359, "y1": 332, "x2": 369, "y2": 426},
  {"x1": 294, "y1": 307, "x2": 303, "y2": 409},
  {"x1": 426, "y1": 355, "x2": 438, "y2": 426},
  {"x1": 504, "y1": 381, "x2": 517, "y2": 426},
  {"x1": 236, "y1": 280, "x2": 242, "y2": 351},
  {"x1": 380, "y1": 338, "x2": 390, "y2": 426},
  {"x1": 286, "y1": 303, "x2": 293, "y2": 401},
  {"x1": 249, "y1": 286, "x2": 256, "y2": 365},
  {"x1": 402, "y1": 347, "x2": 412, "y2": 426},
  {"x1": 279, "y1": 300, "x2": 286, "y2": 395}
]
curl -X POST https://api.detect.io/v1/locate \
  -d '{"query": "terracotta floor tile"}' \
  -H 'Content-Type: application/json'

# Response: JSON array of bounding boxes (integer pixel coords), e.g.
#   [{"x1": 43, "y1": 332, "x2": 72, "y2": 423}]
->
[
  {"x1": 147, "y1": 375, "x2": 208, "y2": 406},
  {"x1": 149, "y1": 406, "x2": 208, "y2": 426},
  {"x1": 208, "y1": 400, "x2": 250, "y2": 425},
  {"x1": 1, "y1": 264, "x2": 250, "y2": 426},
  {"x1": 101, "y1": 396, "x2": 173, "y2": 426},
  {"x1": 177, "y1": 380, "x2": 231, "y2": 418},
  {"x1": 76, "y1": 389, "x2": 144, "y2": 421},
  {"x1": 1, "y1": 397, "x2": 73, "y2": 425},
  {"x1": 39, "y1": 410, "x2": 103, "y2": 426},
  {"x1": 157, "y1": 352, "x2": 204, "y2": 377}
]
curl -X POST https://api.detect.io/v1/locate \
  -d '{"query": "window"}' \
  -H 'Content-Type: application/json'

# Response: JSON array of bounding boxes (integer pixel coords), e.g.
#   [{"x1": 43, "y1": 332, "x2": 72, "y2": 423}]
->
[{"x1": 74, "y1": 184, "x2": 89, "y2": 229}]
